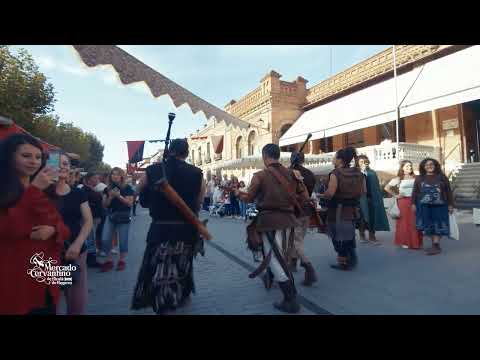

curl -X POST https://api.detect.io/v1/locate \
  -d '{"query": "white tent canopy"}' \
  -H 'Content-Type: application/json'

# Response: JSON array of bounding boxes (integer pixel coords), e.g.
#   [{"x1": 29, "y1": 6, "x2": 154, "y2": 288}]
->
[{"x1": 280, "y1": 45, "x2": 480, "y2": 146}]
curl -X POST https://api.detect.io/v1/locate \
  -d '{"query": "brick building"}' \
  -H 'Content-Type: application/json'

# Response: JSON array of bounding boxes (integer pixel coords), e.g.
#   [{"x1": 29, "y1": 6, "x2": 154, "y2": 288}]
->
[{"x1": 188, "y1": 45, "x2": 480, "y2": 184}]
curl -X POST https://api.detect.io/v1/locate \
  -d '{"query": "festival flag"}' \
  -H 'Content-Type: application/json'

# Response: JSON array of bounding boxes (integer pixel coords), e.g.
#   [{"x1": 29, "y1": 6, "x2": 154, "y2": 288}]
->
[{"x1": 127, "y1": 141, "x2": 145, "y2": 164}]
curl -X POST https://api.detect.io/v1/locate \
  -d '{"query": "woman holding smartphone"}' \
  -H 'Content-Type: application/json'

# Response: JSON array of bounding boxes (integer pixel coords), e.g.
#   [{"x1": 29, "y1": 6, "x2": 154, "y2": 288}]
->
[
  {"x1": 100, "y1": 167, "x2": 134, "y2": 272},
  {"x1": 0, "y1": 134, "x2": 70, "y2": 315},
  {"x1": 46, "y1": 153, "x2": 93, "y2": 315}
]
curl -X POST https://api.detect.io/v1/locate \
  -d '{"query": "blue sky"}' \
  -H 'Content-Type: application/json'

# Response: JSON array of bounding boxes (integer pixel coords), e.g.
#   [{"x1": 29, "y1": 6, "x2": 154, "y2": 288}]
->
[{"x1": 10, "y1": 45, "x2": 388, "y2": 168}]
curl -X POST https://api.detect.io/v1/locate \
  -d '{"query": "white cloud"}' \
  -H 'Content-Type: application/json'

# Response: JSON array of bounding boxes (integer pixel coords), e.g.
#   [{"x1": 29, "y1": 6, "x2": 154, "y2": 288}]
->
[
  {"x1": 37, "y1": 56, "x2": 57, "y2": 70},
  {"x1": 37, "y1": 55, "x2": 90, "y2": 78},
  {"x1": 60, "y1": 63, "x2": 89, "y2": 77}
]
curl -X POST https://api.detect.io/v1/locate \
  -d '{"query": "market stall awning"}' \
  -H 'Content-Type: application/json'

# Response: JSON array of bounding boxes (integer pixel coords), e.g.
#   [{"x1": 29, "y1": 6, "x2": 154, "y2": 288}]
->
[
  {"x1": 72, "y1": 45, "x2": 249, "y2": 129},
  {"x1": 280, "y1": 45, "x2": 480, "y2": 146},
  {"x1": 0, "y1": 121, "x2": 60, "y2": 153},
  {"x1": 279, "y1": 66, "x2": 424, "y2": 146},
  {"x1": 211, "y1": 135, "x2": 224, "y2": 154},
  {"x1": 400, "y1": 45, "x2": 480, "y2": 117},
  {"x1": 0, "y1": 117, "x2": 81, "y2": 160}
]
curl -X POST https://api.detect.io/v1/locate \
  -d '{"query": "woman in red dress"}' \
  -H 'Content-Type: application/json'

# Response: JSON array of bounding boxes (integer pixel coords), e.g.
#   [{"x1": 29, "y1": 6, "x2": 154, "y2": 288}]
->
[
  {"x1": 384, "y1": 160, "x2": 423, "y2": 249},
  {"x1": 0, "y1": 134, "x2": 70, "y2": 315}
]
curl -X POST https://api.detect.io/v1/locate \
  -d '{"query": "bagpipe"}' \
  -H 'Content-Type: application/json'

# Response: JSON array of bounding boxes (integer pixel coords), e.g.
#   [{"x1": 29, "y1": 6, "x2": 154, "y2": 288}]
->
[{"x1": 145, "y1": 113, "x2": 212, "y2": 241}]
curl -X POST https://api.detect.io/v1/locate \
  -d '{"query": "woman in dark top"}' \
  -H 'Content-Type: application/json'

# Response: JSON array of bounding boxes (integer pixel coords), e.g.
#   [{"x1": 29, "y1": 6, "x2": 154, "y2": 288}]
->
[
  {"x1": 47, "y1": 153, "x2": 93, "y2": 314},
  {"x1": 100, "y1": 167, "x2": 134, "y2": 272},
  {"x1": 411, "y1": 158, "x2": 454, "y2": 256},
  {"x1": 0, "y1": 134, "x2": 70, "y2": 314}
]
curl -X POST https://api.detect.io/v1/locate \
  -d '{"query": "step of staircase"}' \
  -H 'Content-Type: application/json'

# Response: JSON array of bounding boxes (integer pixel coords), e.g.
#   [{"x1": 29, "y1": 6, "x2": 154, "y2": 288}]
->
[
  {"x1": 455, "y1": 199, "x2": 480, "y2": 209},
  {"x1": 458, "y1": 162, "x2": 480, "y2": 168},
  {"x1": 450, "y1": 163, "x2": 480, "y2": 209}
]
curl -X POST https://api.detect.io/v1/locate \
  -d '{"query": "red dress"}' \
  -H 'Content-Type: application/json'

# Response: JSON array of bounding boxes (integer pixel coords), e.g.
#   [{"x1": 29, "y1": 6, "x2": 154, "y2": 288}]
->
[
  {"x1": 394, "y1": 197, "x2": 423, "y2": 249},
  {"x1": 0, "y1": 186, "x2": 70, "y2": 314}
]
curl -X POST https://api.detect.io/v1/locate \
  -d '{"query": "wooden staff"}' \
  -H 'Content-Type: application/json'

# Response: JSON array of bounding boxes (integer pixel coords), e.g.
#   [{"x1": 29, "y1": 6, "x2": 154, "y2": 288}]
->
[{"x1": 156, "y1": 180, "x2": 212, "y2": 240}]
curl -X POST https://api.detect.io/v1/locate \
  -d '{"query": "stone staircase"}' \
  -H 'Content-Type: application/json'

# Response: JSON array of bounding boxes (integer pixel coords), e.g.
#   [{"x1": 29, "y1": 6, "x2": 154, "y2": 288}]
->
[{"x1": 453, "y1": 163, "x2": 480, "y2": 209}]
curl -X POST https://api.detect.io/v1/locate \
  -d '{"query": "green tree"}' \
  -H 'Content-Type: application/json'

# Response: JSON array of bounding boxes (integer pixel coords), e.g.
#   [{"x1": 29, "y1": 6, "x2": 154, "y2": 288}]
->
[
  {"x1": 1, "y1": 46, "x2": 112, "y2": 171},
  {"x1": 0, "y1": 46, "x2": 56, "y2": 130},
  {"x1": 82, "y1": 132, "x2": 105, "y2": 171}
]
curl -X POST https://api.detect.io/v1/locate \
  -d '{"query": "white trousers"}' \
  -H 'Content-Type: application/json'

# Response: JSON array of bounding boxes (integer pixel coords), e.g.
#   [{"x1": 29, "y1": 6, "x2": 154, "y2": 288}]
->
[{"x1": 261, "y1": 229, "x2": 293, "y2": 283}]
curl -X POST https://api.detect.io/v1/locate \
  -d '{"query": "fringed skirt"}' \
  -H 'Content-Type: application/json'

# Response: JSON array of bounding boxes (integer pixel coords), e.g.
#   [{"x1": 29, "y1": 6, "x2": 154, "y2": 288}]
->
[{"x1": 131, "y1": 223, "x2": 196, "y2": 314}]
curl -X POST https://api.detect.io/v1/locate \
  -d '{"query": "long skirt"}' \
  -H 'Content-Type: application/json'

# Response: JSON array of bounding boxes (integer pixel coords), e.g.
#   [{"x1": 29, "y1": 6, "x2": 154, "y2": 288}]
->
[
  {"x1": 416, "y1": 203, "x2": 450, "y2": 236},
  {"x1": 394, "y1": 197, "x2": 423, "y2": 249},
  {"x1": 131, "y1": 224, "x2": 196, "y2": 314}
]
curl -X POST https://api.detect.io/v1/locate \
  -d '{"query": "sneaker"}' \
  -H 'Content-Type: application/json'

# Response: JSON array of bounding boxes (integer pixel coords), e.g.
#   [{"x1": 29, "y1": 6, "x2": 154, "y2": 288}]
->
[
  {"x1": 116, "y1": 260, "x2": 126, "y2": 271},
  {"x1": 97, "y1": 251, "x2": 107, "y2": 257},
  {"x1": 100, "y1": 261, "x2": 114, "y2": 273},
  {"x1": 111, "y1": 248, "x2": 119, "y2": 255},
  {"x1": 402, "y1": 245, "x2": 409, "y2": 249}
]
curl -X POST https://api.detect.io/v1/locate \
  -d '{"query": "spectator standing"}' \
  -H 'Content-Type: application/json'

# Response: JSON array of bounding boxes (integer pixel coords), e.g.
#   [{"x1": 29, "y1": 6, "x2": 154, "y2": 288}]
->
[
  {"x1": 83, "y1": 173, "x2": 104, "y2": 267},
  {"x1": 238, "y1": 181, "x2": 247, "y2": 220},
  {"x1": 411, "y1": 158, "x2": 454, "y2": 255},
  {"x1": 94, "y1": 174, "x2": 108, "y2": 254},
  {"x1": 100, "y1": 167, "x2": 134, "y2": 272},
  {"x1": 357, "y1": 155, "x2": 390, "y2": 245},
  {"x1": 0, "y1": 134, "x2": 70, "y2": 315},
  {"x1": 230, "y1": 176, "x2": 241, "y2": 219},
  {"x1": 384, "y1": 161, "x2": 423, "y2": 249},
  {"x1": 46, "y1": 153, "x2": 93, "y2": 315}
]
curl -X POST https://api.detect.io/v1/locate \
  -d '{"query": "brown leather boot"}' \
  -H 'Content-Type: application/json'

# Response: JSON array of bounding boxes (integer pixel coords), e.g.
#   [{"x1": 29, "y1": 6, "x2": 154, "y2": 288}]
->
[
  {"x1": 330, "y1": 256, "x2": 351, "y2": 271},
  {"x1": 426, "y1": 243, "x2": 441, "y2": 256},
  {"x1": 301, "y1": 262, "x2": 317, "y2": 286},
  {"x1": 274, "y1": 281, "x2": 301, "y2": 314}
]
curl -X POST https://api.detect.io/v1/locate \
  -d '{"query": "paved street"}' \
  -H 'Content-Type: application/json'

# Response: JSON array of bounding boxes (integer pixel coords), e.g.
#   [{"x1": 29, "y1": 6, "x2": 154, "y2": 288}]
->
[{"x1": 59, "y1": 208, "x2": 480, "y2": 315}]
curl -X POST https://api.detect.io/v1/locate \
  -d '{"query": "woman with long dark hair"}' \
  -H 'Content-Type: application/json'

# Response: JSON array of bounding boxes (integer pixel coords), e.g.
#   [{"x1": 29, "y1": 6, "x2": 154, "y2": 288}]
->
[
  {"x1": 45, "y1": 153, "x2": 93, "y2": 315},
  {"x1": 411, "y1": 158, "x2": 454, "y2": 255},
  {"x1": 385, "y1": 160, "x2": 423, "y2": 249},
  {"x1": 318, "y1": 147, "x2": 366, "y2": 271},
  {"x1": 0, "y1": 134, "x2": 70, "y2": 314},
  {"x1": 100, "y1": 167, "x2": 134, "y2": 272}
]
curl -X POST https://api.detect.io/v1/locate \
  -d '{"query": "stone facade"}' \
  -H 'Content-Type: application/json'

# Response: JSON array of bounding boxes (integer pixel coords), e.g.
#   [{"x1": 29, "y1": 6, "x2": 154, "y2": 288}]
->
[
  {"x1": 188, "y1": 70, "x2": 308, "y2": 182},
  {"x1": 187, "y1": 45, "x2": 470, "y2": 182}
]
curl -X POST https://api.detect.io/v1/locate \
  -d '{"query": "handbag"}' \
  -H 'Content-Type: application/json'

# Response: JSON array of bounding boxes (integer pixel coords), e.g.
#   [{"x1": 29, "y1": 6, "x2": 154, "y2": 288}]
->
[
  {"x1": 109, "y1": 211, "x2": 131, "y2": 224},
  {"x1": 388, "y1": 198, "x2": 401, "y2": 219},
  {"x1": 449, "y1": 211, "x2": 460, "y2": 240}
]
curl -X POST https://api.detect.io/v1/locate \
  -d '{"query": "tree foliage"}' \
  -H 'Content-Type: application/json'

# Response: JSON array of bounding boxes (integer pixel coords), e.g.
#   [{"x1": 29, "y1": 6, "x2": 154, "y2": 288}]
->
[{"x1": 0, "y1": 46, "x2": 111, "y2": 172}]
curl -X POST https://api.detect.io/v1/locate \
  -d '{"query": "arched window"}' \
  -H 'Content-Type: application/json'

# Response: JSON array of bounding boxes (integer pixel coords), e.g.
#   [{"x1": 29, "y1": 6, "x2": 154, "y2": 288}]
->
[
  {"x1": 206, "y1": 142, "x2": 211, "y2": 161},
  {"x1": 236, "y1": 136, "x2": 243, "y2": 159},
  {"x1": 198, "y1": 147, "x2": 202, "y2": 164},
  {"x1": 191, "y1": 150, "x2": 195, "y2": 164},
  {"x1": 247, "y1": 131, "x2": 256, "y2": 156}
]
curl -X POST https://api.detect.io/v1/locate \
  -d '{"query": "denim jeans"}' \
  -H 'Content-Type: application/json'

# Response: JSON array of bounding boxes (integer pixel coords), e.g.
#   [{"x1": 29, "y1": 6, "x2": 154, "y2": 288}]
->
[
  {"x1": 101, "y1": 216, "x2": 131, "y2": 254},
  {"x1": 239, "y1": 201, "x2": 247, "y2": 219}
]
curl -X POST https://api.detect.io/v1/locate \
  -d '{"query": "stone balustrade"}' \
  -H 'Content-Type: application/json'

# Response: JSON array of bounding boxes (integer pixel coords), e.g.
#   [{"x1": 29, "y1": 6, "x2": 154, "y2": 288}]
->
[{"x1": 211, "y1": 142, "x2": 440, "y2": 174}]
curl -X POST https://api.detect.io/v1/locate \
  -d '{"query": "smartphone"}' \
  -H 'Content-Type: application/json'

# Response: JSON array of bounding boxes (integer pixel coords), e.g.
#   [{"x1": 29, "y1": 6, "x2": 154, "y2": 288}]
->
[{"x1": 46, "y1": 152, "x2": 61, "y2": 181}]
